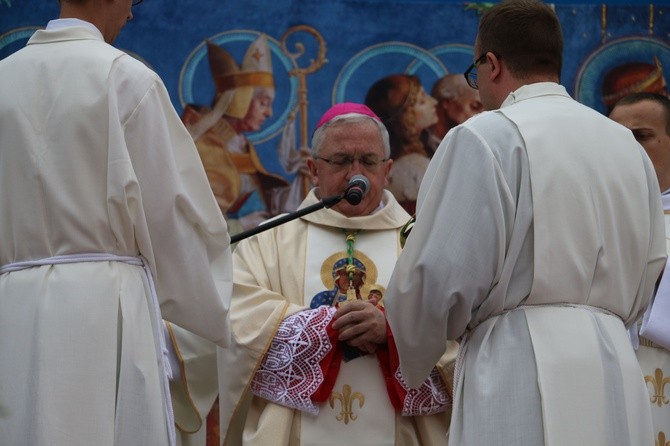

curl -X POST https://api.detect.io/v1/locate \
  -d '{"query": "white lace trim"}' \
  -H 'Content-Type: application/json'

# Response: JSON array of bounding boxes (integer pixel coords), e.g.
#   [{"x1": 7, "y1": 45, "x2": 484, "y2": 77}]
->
[
  {"x1": 251, "y1": 306, "x2": 336, "y2": 415},
  {"x1": 251, "y1": 304, "x2": 450, "y2": 417},
  {"x1": 396, "y1": 366, "x2": 451, "y2": 416}
]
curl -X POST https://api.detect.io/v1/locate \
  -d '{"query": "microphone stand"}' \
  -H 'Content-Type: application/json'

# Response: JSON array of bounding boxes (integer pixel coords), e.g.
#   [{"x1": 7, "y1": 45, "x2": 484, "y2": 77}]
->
[{"x1": 230, "y1": 193, "x2": 345, "y2": 244}]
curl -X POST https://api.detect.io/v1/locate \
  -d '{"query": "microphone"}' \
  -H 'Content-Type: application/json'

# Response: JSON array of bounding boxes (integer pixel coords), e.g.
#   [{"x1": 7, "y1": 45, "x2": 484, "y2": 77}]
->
[{"x1": 344, "y1": 175, "x2": 370, "y2": 205}]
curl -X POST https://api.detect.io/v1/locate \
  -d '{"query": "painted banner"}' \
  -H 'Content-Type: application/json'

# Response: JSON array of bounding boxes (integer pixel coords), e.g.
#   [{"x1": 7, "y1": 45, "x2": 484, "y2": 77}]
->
[{"x1": 2, "y1": 1, "x2": 668, "y2": 221}]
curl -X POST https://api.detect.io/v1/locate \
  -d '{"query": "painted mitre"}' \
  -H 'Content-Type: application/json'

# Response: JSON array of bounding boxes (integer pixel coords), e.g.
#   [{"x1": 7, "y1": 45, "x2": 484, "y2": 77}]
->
[
  {"x1": 207, "y1": 34, "x2": 274, "y2": 119},
  {"x1": 602, "y1": 57, "x2": 668, "y2": 111}
]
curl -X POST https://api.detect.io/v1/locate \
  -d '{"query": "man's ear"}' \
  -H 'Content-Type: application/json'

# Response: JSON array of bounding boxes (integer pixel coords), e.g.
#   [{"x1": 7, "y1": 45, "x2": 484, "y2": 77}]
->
[
  {"x1": 306, "y1": 157, "x2": 319, "y2": 186},
  {"x1": 383, "y1": 158, "x2": 393, "y2": 188},
  {"x1": 488, "y1": 52, "x2": 502, "y2": 81}
]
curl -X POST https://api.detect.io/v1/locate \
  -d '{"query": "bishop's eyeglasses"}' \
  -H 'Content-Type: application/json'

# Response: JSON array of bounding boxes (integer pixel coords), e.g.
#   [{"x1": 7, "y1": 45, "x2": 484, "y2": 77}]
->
[{"x1": 315, "y1": 154, "x2": 388, "y2": 171}]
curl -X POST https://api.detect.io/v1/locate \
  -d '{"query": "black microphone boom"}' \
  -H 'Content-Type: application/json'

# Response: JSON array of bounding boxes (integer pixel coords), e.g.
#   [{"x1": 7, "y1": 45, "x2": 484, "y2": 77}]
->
[
  {"x1": 230, "y1": 194, "x2": 343, "y2": 244},
  {"x1": 230, "y1": 175, "x2": 370, "y2": 244},
  {"x1": 345, "y1": 174, "x2": 370, "y2": 205}
]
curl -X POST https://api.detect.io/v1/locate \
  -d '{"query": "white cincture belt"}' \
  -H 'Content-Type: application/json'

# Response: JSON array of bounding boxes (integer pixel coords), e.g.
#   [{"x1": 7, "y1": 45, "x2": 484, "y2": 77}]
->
[
  {"x1": 0, "y1": 253, "x2": 176, "y2": 446},
  {"x1": 453, "y1": 303, "x2": 621, "y2": 395}
]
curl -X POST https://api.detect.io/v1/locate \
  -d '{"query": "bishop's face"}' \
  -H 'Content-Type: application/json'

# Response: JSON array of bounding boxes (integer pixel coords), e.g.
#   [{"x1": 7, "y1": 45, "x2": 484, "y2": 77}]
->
[{"x1": 307, "y1": 119, "x2": 392, "y2": 218}]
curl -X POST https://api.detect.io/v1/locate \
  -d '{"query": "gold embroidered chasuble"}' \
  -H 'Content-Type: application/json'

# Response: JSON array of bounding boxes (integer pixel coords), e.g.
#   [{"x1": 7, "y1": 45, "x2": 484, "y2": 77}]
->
[{"x1": 217, "y1": 190, "x2": 453, "y2": 445}]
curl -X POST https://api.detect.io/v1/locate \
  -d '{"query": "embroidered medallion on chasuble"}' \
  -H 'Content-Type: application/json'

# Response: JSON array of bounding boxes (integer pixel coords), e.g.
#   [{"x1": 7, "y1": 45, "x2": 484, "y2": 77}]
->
[
  {"x1": 249, "y1": 219, "x2": 452, "y2": 443},
  {"x1": 309, "y1": 239, "x2": 383, "y2": 309},
  {"x1": 301, "y1": 224, "x2": 399, "y2": 443}
]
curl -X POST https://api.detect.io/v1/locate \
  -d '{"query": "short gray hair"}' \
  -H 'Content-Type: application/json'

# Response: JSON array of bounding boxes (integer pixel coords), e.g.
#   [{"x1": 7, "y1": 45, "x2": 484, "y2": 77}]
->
[{"x1": 311, "y1": 113, "x2": 391, "y2": 159}]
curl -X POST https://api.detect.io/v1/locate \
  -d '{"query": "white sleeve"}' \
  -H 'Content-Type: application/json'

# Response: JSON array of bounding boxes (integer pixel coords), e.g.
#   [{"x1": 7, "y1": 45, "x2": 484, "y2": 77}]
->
[
  {"x1": 384, "y1": 124, "x2": 514, "y2": 388},
  {"x1": 112, "y1": 59, "x2": 233, "y2": 347}
]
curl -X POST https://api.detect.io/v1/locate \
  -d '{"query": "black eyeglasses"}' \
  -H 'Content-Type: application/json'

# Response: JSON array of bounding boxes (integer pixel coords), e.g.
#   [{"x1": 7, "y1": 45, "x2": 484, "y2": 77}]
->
[
  {"x1": 464, "y1": 52, "x2": 493, "y2": 90},
  {"x1": 315, "y1": 154, "x2": 388, "y2": 171},
  {"x1": 132, "y1": 0, "x2": 143, "y2": 6}
]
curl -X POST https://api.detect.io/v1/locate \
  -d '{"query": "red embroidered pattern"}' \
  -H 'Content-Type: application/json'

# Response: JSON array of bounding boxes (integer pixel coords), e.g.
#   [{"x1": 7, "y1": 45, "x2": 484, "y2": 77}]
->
[{"x1": 251, "y1": 306, "x2": 336, "y2": 415}]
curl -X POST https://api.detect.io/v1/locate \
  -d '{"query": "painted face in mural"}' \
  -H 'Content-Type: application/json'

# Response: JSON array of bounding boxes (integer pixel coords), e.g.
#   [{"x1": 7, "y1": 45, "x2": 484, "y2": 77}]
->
[
  {"x1": 308, "y1": 119, "x2": 392, "y2": 218},
  {"x1": 610, "y1": 99, "x2": 670, "y2": 190},
  {"x1": 238, "y1": 87, "x2": 274, "y2": 133},
  {"x1": 413, "y1": 87, "x2": 438, "y2": 132},
  {"x1": 447, "y1": 87, "x2": 483, "y2": 124}
]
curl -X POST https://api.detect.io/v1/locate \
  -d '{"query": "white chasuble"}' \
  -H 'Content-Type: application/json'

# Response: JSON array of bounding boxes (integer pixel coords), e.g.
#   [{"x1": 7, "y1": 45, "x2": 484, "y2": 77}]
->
[
  {"x1": 301, "y1": 224, "x2": 399, "y2": 445},
  {"x1": 637, "y1": 337, "x2": 670, "y2": 444},
  {"x1": 222, "y1": 190, "x2": 451, "y2": 445},
  {"x1": 636, "y1": 197, "x2": 670, "y2": 443}
]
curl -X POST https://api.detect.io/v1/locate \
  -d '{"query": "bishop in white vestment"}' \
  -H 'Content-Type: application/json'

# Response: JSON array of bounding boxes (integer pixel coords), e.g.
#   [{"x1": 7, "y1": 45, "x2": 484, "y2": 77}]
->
[{"x1": 217, "y1": 103, "x2": 457, "y2": 445}]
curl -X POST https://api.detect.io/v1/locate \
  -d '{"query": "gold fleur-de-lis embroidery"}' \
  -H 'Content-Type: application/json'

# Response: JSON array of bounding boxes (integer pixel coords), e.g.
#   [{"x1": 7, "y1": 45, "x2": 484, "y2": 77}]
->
[
  {"x1": 645, "y1": 368, "x2": 670, "y2": 407},
  {"x1": 655, "y1": 431, "x2": 669, "y2": 446},
  {"x1": 329, "y1": 384, "x2": 365, "y2": 424}
]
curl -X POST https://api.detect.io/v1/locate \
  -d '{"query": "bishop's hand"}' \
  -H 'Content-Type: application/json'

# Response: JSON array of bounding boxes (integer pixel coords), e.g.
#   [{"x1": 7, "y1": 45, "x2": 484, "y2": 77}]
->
[{"x1": 332, "y1": 299, "x2": 387, "y2": 354}]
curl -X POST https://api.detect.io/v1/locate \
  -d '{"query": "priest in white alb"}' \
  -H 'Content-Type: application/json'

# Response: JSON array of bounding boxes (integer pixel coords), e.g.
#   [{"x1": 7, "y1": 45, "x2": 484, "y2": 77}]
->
[{"x1": 383, "y1": 2, "x2": 666, "y2": 445}]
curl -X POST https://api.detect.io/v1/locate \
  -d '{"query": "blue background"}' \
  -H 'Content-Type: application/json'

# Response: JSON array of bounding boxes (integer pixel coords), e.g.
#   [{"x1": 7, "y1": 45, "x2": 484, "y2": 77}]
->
[{"x1": 2, "y1": 0, "x2": 669, "y2": 179}]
